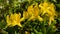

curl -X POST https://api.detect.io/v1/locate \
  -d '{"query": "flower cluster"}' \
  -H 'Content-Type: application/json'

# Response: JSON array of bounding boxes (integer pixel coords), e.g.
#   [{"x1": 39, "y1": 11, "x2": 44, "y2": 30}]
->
[
  {"x1": 23, "y1": 1, "x2": 57, "y2": 25},
  {"x1": 23, "y1": 4, "x2": 43, "y2": 21},
  {"x1": 6, "y1": 1, "x2": 57, "y2": 28}
]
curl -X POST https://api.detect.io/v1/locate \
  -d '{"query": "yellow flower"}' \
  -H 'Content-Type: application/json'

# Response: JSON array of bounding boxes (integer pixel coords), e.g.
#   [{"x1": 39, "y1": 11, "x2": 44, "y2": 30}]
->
[
  {"x1": 27, "y1": 5, "x2": 36, "y2": 21},
  {"x1": 37, "y1": 16, "x2": 43, "y2": 21},
  {"x1": 27, "y1": 4, "x2": 39, "y2": 16},
  {"x1": 48, "y1": 16, "x2": 54, "y2": 25},
  {"x1": 23, "y1": 11, "x2": 29, "y2": 19},
  {"x1": 6, "y1": 13, "x2": 23, "y2": 27},
  {"x1": 27, "y1": 4, "x2": 43, "y2": 21},
  {"x1": 33, "y1": 5, "x2": 39, "y2": 17},
  {"x1": 39, "y1": 2, "x2": 49, "y2": 15},
  {"x1": 39, "y1": 1, "x2": 56, "y2": 25},
  {"x1": 6, "y1": 15, "x2": 11, "y2": 26},
  {"x1": 27, "y1": 5, "x2": 34, "y2": 16}
]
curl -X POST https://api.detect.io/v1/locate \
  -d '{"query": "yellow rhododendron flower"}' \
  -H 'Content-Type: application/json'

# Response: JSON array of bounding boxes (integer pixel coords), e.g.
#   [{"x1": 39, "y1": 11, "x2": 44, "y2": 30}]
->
[
  {"x1": 39, "y1": 2, "x2": 56, "y2": 16},
  {"x1": 6, "y1": 13, "x2": 23, "y2": 28},
  {"x1": 37, "y1": 16, "x2": 43, "y2": 21},
  {"x1": 27, "y1": 5, "x2": 34, "y2": 16},
  {"x1": 39, "y1": 1, "x2": 56, "y2": 25},
  {"x1": 27, "y1": 5, "x2": 36, "y2": 21},
  {"x1": 27, "y1": 4, "x2": 39, "y2": 16},
  {"x1": 33, "y1": 5, "x2": 39, "y2": 17},
  {"x1": 27, "y1": 4, "x2": 43, "y2": 21},
  {"x1": 23, "y1": 11, "x2": 29, "y2": 19}
]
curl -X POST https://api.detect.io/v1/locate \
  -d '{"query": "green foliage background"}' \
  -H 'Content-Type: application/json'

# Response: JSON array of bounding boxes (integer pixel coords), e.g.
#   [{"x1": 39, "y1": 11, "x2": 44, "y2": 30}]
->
[{"x1": 0, "y1": 0, "x2": 60, "y2": 34}]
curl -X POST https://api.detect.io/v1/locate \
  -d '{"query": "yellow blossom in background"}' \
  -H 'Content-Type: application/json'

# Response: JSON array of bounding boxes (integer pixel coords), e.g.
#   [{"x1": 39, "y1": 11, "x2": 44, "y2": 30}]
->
[
  {"x1": 39, "y1": 1, "x2": 56, "y2": 25},
  {"x1": 39, "y1": 2, "x2": 56, "y2": 16},
  {"x1": 27, "y1": 5, "x2": 34, "y2": 16},
  {"x1": 27, "y1": 4, "x2": 43, "y2": 21},
  {"x1": 33, "y1": 5, "x2": 39, "y2": 17},
  {"x1": 6, "y1": 13, "x2": 23, "y2": 28},
  {"x1": 22, "y1": 1, "x2": 56, "y2": 24},
  {"x1": 27, "y1": 4, "x2": 39, "y2": 17},
  {"x1": 27, "y1": 4, "x2": 36, "y2": 21},
  {"x1": 23, "y1": 11, "x2": 29, "y2": 19}
]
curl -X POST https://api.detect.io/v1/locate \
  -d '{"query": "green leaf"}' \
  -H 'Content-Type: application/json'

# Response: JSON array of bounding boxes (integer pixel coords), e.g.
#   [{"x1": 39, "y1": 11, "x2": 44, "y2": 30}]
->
[
  {"x1": 52, "y1": 0, "x2": 57, "y2": 2},
  {"x1": 56, "y1": 3, "x2": 60, "y2": 8},
  {"x1": 1, "y1": 29, "x2": 8, "y2": 34},
  {"x1": 37, "y1": 32, "x2": 43, "y2": 34},
  {"x1": 31, "y1": 32, "x2": 35, "y2": 34}
]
